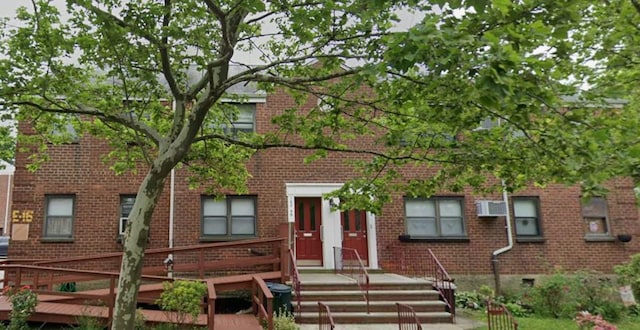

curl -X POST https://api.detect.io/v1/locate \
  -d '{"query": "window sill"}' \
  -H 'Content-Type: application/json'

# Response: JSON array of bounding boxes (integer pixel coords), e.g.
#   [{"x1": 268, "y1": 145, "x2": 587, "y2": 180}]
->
[
  {"x1": 398, "y1": 235, "x2": 469, "y2": 243},
  {"x1": 516, "y1": 237, "x2": 546, "y2": 243},
  {"x1": 40, "y1": 238, "x2": 74, "y2": 243},
  {"x1": 200, "y1": 236, "x2": 256, "y2": 242},
  {"x1": 584, "y1": 235, "x2": 615, "y2": 242}
]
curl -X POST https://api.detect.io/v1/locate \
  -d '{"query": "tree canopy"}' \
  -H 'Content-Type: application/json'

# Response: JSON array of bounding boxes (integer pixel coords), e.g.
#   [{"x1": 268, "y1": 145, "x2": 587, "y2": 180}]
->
[{"x1": 1, "y1": 0, "x2": 639, "y2": 328}]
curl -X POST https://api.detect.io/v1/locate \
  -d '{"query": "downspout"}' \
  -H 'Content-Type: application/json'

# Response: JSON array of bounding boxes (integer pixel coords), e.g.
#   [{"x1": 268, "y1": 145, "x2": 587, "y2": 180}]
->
[
  {"x1": 166, "y1": 99, "x2": 177, "y2": 277},
  {"x1": 492, "y1": 179, "x2": 513, "y2": 296},
  {"x1": 3, "y1": 173, "x2": 12, "y2": 236}
]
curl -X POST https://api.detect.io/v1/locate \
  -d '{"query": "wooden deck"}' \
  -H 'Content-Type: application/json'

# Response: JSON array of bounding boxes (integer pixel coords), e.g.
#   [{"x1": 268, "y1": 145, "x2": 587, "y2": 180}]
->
[
  {"x1": 0, "y1": 296, "x2": 262, "y2": 329},
  {"x1": 0, "y1": 237, "x2": 289, "y2": 329}
]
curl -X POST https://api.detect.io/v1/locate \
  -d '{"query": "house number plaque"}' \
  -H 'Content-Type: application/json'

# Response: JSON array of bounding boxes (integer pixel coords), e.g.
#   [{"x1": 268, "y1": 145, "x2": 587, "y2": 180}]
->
[{"x1": 11, "y1": 210, "x2": 34, "y2": 223}]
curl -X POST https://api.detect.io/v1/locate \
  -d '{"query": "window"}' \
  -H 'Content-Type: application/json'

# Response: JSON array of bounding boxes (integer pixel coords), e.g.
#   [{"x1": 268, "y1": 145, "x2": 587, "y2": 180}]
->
[
  {"x1": 404, "y1": 198, "x2": 465, "y2": 237},
  {"x1": 202, "y1": 196, "x2": 256, "y2": 239},
  {"x1": 582, "y1": 197, "x2": 610, "y2": 237},
  {"x1": 513, "y1": 198, "x2": 541, "y2": 237},
  {"x1": 221, "y1": 103, "x2": 255, "y2": 136},
  {"x1": 475, "y1": 117, "x2": 525, "y2": 137},
  {"x1": 119, "y1": 195, "x2": 136, "y2": 236},
  {"x1": 44, "y1": 195, "x2": 75, "y2": 239},
  {"x1": 49, "y1": 114, "x2": 79, "y2": 143}
]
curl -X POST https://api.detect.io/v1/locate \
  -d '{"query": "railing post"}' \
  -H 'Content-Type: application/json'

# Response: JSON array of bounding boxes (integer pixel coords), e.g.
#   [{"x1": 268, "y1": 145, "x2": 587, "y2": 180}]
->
[
  {"x1": 206, "y1": 280, "x2": 216, "y2": 330},
  {"x1": 280, "y1": 240, "x2": 288, "y2": 282},
  {"x1": 199, "y1": 249, "x2": 205, "y2": 279}
]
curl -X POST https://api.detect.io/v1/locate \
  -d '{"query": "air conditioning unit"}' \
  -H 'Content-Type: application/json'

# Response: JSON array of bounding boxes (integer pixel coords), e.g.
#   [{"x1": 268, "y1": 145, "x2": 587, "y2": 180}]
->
[
  {"x1": 476, "y1": 200, "x2": 507, "y2": 217},
  {"x1": 119, "y1": 217, "x2": 128, "y2": 235}
]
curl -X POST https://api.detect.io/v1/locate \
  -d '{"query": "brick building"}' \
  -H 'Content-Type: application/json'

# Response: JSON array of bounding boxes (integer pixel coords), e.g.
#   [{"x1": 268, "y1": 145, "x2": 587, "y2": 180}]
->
[{"x1": 8, "y1": 86, "x2": 640, "y2": 276}]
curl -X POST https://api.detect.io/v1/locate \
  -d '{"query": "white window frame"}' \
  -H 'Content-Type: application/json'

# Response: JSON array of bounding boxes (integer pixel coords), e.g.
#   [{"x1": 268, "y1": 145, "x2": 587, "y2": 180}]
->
[
  {"x1": 44, "y1": 195, "x2": 75, "y2": 240},
  {"x1": 512, "y1": 197, "x2": 542, "y2": 237},
  {"x1": 221, "y1": 103, "x2": 256, "y2": 136},
  {"x1": 119, "y1": 195, "x2": 136, "y2": 236}
]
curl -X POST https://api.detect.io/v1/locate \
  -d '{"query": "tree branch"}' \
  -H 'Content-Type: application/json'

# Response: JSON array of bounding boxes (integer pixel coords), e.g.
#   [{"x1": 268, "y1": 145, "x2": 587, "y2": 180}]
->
[{"x1": 6, "y1": 100, "x2": 164, "y2": 146}]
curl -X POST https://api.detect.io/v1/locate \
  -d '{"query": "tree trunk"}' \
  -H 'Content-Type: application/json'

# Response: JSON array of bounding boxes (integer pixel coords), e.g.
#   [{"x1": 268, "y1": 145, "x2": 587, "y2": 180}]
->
[{"x1": 111, "y1": 168, "x2": 167, "y2": 329}]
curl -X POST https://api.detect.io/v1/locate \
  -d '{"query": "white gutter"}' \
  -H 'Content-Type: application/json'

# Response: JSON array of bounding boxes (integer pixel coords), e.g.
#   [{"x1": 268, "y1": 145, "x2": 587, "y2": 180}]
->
[
  {"x1": 3, "y1": 173, "x2": 11, "y2": 236},
  {"x1": 492, "y1": 179, "x2": 514, "y2": 257}
]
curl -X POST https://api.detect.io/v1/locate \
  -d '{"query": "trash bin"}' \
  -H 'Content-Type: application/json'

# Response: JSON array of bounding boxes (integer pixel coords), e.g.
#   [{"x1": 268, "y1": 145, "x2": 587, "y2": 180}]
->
[
  {"x1": 266, "y1": 282, "x2": 292, "y2": 315},
  {"x1": 434, "y1": 280, "x2": 456, "y2": 315}
]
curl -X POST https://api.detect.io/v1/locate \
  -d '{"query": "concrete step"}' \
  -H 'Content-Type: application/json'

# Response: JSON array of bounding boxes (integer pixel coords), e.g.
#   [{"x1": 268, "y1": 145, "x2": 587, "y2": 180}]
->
[
  {"x1": 299, "y1": 300, "x2": 446, "y2": 313},
  {"x1": 296, "y1": 289, "x2": 440, "y2": 302},
  {"x1": 301, "y1": 281, "x2": 433, "y2": 292},
  {"x1": 296, "y1": 311, "x2": 453, "y2": 324}
]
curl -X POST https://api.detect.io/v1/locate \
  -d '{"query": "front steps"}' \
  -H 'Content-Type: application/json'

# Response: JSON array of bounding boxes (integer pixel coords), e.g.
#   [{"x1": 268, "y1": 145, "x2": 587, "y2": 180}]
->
[{"x1": 294, "y1": 273, "x2": 453, "y2": 324}]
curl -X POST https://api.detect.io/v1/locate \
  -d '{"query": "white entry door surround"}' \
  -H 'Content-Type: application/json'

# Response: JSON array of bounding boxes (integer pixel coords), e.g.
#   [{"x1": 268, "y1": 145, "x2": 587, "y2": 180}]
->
[{"x1": 286, "y1": 183, "x2": 379, "y2": 269}]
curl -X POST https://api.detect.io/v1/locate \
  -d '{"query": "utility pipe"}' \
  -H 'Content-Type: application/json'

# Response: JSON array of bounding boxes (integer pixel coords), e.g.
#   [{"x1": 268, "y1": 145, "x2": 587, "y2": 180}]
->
[{"x1": 492, "y1": 179, "x2": 513, "y2": 296}]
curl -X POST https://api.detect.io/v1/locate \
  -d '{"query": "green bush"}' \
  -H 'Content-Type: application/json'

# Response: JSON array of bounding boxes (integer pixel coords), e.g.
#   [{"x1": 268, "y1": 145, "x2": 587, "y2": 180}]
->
[
  {"x1": 615, "y1": 253, "x2": 640, "y2": 301},
  {"x1": 526, "y1": 270, "x2": 625, "y2": 321},
  {"x1": 456, "y1": 290, "x2": 484, "y2": 309},
  {"x1": 270, "y1": 309, "x2": 299, "y2": 330},
  {"x1": 156, "y1": 280, "x2": 208, "y2": 328},
  {"x1": 528, "y1": 272, "x2": 579, "y2": 318},
  {"x1": 504, "y1": 302, "x2": 530, "y2": 318}
]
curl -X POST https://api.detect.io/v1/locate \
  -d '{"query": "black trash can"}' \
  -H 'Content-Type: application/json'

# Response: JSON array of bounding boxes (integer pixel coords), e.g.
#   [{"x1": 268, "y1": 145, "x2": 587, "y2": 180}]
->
[{"x1": 266, "y1": 282, "x2": 292, "y2": 315}]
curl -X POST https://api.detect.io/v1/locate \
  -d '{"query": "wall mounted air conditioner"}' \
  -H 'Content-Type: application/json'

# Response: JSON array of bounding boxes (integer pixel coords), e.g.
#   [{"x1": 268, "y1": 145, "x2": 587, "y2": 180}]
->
[{"x1": 476, "y1": 200, "x2": 507, "y2": 217}]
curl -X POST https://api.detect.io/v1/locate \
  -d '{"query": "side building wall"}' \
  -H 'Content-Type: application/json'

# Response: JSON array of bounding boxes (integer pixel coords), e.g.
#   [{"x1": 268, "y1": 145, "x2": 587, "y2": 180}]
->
[{"x1": 8, "y1": 90, "x2": 640, "y2": 275}]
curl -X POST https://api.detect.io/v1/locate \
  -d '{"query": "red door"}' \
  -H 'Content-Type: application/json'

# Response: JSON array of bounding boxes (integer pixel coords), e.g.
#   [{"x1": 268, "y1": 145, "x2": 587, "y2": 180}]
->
[
  {"x1": 295, "y1": 197, "x2": 323, "y2": 266},
  {"x1": 341, "y1": 209, "x2": 368, "y2": 264}
]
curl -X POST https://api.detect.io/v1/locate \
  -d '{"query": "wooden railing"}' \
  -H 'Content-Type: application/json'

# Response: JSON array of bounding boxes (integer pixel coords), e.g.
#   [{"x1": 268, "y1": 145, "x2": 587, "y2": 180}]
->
[
  {"x1": 318, "y1": 302, "x2": 335, "y2": 330},
  {"x1": 487, "y1": 300, "x2": 519, "y2": 330},
  {"x1": 426, "y1": 249, "x2": 455, "y2": 322},
  {"x1": 288, "y1": 249, "x2": 302, "y2": 318},
  {"x1": 20, "y1": 237, "x2": 287, "y2": 278},
  {"x1": 206, "y1": 279, "x2": 217, "y2": 329},
  {"x1": 251, "y1": 276, "x2": 274, "y2": 330},
  {"x1": 396, "y1": 303, "x2": 423, "y2": 330},
  {"x1": 333, "y1": 247, "x2": 370, "y2": 314},
  {"x1": 0, "y1": 264, "x2": 220, "y2": 328}
]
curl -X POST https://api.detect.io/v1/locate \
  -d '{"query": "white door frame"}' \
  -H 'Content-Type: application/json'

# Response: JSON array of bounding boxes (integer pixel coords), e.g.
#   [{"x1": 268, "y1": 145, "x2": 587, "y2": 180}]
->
[{"x1": 285, "y1": 183, "x2": 379, "y2": 269}]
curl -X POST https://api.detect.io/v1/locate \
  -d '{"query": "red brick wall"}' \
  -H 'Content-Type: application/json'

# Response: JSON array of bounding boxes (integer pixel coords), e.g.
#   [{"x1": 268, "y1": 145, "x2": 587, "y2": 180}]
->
[{"x1": 9, "y1": 89, "x2": 640, "y2": 275}]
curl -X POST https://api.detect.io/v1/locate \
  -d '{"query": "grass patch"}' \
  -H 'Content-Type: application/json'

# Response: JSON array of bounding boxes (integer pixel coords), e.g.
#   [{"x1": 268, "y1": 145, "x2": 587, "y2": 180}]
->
[{"x1": 462, "y1": 309, "x2": 640, "y2": 330}]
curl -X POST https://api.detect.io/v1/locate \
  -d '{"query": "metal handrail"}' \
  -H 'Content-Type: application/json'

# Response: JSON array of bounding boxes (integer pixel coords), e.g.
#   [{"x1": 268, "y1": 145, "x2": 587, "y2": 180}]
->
[
  {"x1": 426, "y1": 249, "x2": 455, "y2": 322},
  {"x1": 288, "y1": 249, "x2": 302, "y2": 318},
  {"x1": 318, "y1": 302, "x2": 336, "y2": 330},
  {"x1": 333, "y1": 247, "x2": 370, "y2": 314},
  {"x1": 487, "y1": 300, "x2": 519, "y2": 330},
  {"x1": 396, "y1": 303, "x2": 423, "y2": 330}
]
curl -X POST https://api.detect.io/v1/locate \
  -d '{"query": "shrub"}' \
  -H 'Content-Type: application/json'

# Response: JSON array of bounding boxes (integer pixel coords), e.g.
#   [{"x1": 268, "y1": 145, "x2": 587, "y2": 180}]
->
[
  {"x1": 504, "y1": 302, "x2": 530, "y2": 318},
  {"x1": 269, "y1": 309, "x2": 299, "y2": 330},
  {"x1": 4, "y1": 285, "x2": 38, "y2": 330},
  {"x1": 528, "y1": 272, "x2": 579, "y2": 318},
  {"x1": 573, "y1": 270, "x2": 624, "y2": 321},
  {"x1": 156, "y1": 280, "x2": 208, "y2": 328},
  {"x1": 456, "y1": 290, "x2": 484, "y2": 310},
  {"x1": 614, "y1": 254, "x2": 640, "y2": 301}
]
